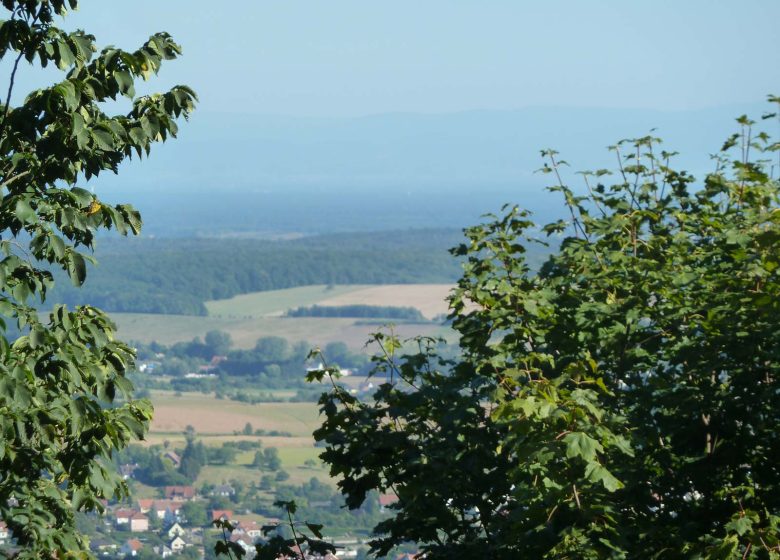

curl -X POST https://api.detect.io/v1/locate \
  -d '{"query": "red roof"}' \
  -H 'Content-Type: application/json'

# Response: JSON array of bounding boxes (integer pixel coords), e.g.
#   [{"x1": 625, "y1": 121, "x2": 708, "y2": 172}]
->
[
  {"x1": 126, "y1": 539, "x2": 143, "y2": 552},
  {"x1": 211, "y1": 509, "x2": 233, "y2": 521},
  {"x1": 164, "y1": 485, "x2": 195, "y2": 499},
  {"x1": 153, "y1": 499, "x2": 181, "y2": 512},
  {"x1": 379, "y1": 493, "x2": 399, "y2": 507},
  {"x1": 115, "y1": 508, "x2": 136, "y2": 520},
  {"x1": 137, "y1": 498, "x2": 155, "y2": 511}
]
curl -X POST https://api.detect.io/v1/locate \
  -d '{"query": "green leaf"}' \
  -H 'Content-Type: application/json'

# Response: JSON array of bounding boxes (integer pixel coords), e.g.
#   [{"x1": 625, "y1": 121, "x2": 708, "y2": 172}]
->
[
  {"x1": 726, "y1": 515, "x2": 753, "y2": 537},
  {"x1": 113, "y1": 70, "x2": 135, "y2": 97},
  {"x1": 67, "y1": 252, "x2": 87, "y2": 287},
  {"x1": 14, "y1": 199, "x2": 36, "y2": 223},
  {"x1": 584, "y1": 462, "x2": 623, "y2": 491},
  {"x1": 563, "y1": 432, "x2": 602, "y2": 462},
  {"x1": 91, "y1": 128, "x2": 114, "y2": 151},
  {"x1": 54, "y1": 80, "x2": 79, "y2": 111}
]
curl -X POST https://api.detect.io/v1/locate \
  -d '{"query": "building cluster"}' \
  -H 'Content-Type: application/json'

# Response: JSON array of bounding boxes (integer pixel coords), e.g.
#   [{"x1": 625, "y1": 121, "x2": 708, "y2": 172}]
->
[{"x1": 88, "y1": 485, "x2": 380, "y2": 559}]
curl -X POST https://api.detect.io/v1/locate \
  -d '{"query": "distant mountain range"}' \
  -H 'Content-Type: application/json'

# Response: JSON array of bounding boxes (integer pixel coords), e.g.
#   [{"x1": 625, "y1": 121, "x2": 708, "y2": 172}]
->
[{"x1": 90, "y1": 102, "x2": 772, "y2": 236}]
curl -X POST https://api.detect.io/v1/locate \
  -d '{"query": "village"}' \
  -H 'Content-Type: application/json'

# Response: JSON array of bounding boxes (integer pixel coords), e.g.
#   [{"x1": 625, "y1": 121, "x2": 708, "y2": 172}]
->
[{"x1": 7, "y1": 482, "x2": 407, "y2": 560}]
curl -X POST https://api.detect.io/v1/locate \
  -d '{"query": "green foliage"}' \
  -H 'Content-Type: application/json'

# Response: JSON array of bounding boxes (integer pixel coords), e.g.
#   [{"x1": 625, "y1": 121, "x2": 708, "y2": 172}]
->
[
  {"x1": 0, "y1": 1, "x2": 194, "y2": 555},
  {"x1": 263, "y1": 447, "x2": 282, "y2": 471},
  {"x1": 311, "y1": 104, "x2": 780, "y2": 558},
  {"x1": 287, "y1": 304, "x2": 428, "y2": 322},
  {"x1": 179, "y1": 437, "x2": 207, "y2": 481},
  {"x1": 180, "y1": 500, "x2": 207, "y2": 527},
  {"x1": 205, "y1": 329, "x2": 233, "y2": 356}
]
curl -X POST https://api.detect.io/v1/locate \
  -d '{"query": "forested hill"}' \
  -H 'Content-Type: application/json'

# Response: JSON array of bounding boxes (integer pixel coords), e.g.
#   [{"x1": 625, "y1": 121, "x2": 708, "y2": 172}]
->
[{"x1": 50, "y1": 229, "x2": 468, "y2": 316}]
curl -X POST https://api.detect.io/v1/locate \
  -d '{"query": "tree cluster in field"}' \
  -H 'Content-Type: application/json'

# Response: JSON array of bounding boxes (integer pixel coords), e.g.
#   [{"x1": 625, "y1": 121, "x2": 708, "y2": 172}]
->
[
  {"x1": 286, "y1": 304, "x2": 428, "y2": 322},
  {"x1": 115, "y1": 436, "x2": 282, "y2": 487},
  {"x1": 50, "y1": 229, "x2": 468, "y2": 315}
]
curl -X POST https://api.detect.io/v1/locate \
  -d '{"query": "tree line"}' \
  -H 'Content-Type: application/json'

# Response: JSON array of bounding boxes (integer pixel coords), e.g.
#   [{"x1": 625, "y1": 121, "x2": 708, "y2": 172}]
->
[
  {"x1": 48, "y1": 229, "x2": 468, "y2": 315},
  {"x1": 286, "y1": 304, "x2": 428, "y2": 321}
]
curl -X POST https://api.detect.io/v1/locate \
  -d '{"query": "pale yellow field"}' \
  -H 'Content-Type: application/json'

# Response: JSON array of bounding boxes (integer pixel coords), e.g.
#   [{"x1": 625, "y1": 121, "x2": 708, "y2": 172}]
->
[
  {"x1": 112, "y1": 312, "x2": 450, "y2": 351},
  {"x1": 111, "y1": 283, "x2": 456, "y2": 350},
  {"x1": 149, "y1": 392, "x2": 321, "y2": 436},
  {"x1": 316, "y1": 283, "x2": 454, "y2": 319}
]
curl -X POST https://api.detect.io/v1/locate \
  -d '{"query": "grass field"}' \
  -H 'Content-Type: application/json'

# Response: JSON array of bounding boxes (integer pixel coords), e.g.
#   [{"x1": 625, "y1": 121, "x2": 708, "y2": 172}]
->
[
  {"x1": 316, "y1": 284, "x2": 453, "y2": 319},
  {"x1": 205, "y1": 283, "x2": 454, "y2": 320},
  {"x1": 112, "y1": 311, "x2": 450, "y2": 350},
  {"x1": 150, "y1": 391, "x2": 321, "y2": 436},
  {"x1": 111, "y1": 283, "x2": 455, "y2": 349},
  {"x1": 205, "y1": 284, "x2": 367, "y2": 318},
  {"x1": 145, "y1": 390, "x2": 331, "y2": 486}
]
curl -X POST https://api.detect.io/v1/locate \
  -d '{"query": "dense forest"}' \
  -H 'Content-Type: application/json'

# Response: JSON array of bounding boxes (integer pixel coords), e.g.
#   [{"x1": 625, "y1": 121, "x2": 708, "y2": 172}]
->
[{"x1": 48, "y1": 229, "x2": 471, "y2": 315}]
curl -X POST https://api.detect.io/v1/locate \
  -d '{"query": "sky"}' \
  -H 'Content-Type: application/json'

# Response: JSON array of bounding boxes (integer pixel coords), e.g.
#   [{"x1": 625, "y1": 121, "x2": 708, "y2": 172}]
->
[
  {"x1": 53, "y1": 0, "x2": 780, "y2": 117},
  {"x1": 3, "y1": 0, "x2": 780, "y2": 234}
]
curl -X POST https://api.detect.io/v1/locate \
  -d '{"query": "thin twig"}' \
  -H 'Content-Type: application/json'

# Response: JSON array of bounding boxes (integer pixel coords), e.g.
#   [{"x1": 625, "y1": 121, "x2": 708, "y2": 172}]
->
[
  {"x1": 0, "y1": 169, "x2": 31, "y2": 190},
  {"x1": 287, "y1": 507, "x2": 307, "y2": 560},
  {"x1": 0, "y1": 8, "x2": 42, "y2": 141}
]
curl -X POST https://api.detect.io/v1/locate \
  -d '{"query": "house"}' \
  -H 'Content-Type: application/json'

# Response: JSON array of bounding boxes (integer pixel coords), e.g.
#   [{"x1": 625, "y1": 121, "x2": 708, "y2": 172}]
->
[
  {"x1": 164, "y1": 485, "x2": 195, "y2": 501},
  {"x1": 155, "y1": 500, "x2": 182, "y2": 521},
  {"x1": 120, "y1": 539, "x2": 143, "y2": 557},
  {"x1": 233, "y1": 516, "x2": 264, "y2": 539},
  {"x1": 114, "y1": 508, "x2": 136, "y2": 526},
  {"x1": 129, "y1": 512, "x2": 150, "y2": 533},
  {"x1": 119, "y1": 463, "x2": 138, "y2": 479},
  {"x1": 154, "y1": 545, "x2": 173, "y2": 558},
  {"x1": 139, "y1": 499, "x2": 181, "y2": 520},
  {"x1": 89, "y1": 538, "x2": 117, "y2": 556},
  {"x1": 137, "y1": 361, "x2": 161, "y2": 373},
  {"x1": 0, "y1": 521, "x2": 9, "y2": 545},
  {"x1": 163, "y1": 452, "x2": 182, "y2": 469},
  {"x1": 167, "y1": 522, "x2": 186, "y2": 539},
  {"x1": 212, "y1": 484, "x2": 235, "y2": 497},
  {"x1": 378, "y1": 493, "x2": 398, "y2": 512},
  {"x1": 136, "y1": 498, "x2": 155, "y2": 514},
  {"x1": 170, "y1": 535, "x2": 187, "y2": 553},
  {"x1": 211, "y1": 509, "x2": 233, "y2": 522},
  {"x1": 228, "y1": 533, "x2": 254, "y2": 557}
]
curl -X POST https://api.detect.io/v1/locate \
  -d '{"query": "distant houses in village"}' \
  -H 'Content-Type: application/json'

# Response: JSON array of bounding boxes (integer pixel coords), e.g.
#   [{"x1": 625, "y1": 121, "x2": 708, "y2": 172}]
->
[{"x1": 0, "y1": 453, "x2": 414, "y2": 560}]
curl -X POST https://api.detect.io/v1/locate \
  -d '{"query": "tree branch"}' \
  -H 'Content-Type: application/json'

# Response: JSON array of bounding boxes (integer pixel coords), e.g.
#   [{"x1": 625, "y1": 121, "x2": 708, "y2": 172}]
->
[{"x1": 0, "y1": 8, "x2": 42, "y2": 141}]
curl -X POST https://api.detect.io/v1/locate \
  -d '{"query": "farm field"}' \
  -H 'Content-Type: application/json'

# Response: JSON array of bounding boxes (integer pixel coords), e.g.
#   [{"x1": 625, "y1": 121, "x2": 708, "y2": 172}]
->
[
  {"x1": 113, "y1": 313, "x2": 448, "y2": 350},
  {"x1": 146, "y1": 390, "x2": 331, "y2": 486},
  {"x1": 150, "y1": 391, "x2": 321, "y2": 436},
  {"x1": 111, "y1": 283, "x2": 456, "y2": 350},
  {"x1": 205, "y1": 284, "x2": 367, "y2": 318},
  {"x1": 316, "y1": 284, "x2": 453, "y2": 319}
]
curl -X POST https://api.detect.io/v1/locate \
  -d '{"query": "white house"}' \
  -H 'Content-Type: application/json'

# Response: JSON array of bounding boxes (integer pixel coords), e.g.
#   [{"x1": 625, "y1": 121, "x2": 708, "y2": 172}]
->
[
  {"x1": 153, "y1": 545, "x2": 173, "y2": 558},
  {"x1": 167, "y1": 522, "x2": 186, "y2": 539},
  {"x1": 129, "y1": 512, "x2": 150, "y2": 533},
  {"x1": 0, "y1": 521, "x2": 9, "y2": 545},
  {"x1": 170, "y1": 536, "x2": 186, "y2": 554}
]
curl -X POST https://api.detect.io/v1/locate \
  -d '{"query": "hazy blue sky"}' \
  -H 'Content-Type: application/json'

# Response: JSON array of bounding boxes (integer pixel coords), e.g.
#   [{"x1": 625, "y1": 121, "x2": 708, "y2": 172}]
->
[{"x1": 57, "y1": 0, "x2": 780, "y2": 117}]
